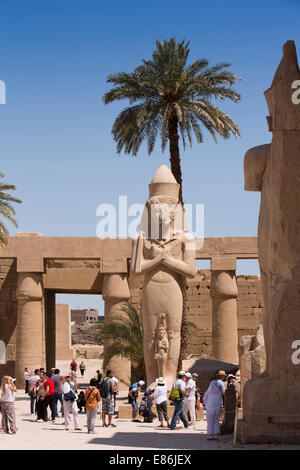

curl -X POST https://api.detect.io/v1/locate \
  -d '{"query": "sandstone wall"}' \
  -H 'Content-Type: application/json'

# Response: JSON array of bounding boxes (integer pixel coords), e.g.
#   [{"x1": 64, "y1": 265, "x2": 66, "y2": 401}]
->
[
  {"x1": 0, "y1": 259, "x2": 18, "y2": 377},
  {"x1": 187, "y1": 271, "x2": 263, "y2": 357},
  {"x1": 56, "y1": 304, "x2": 74, "y2": 360},
  {"x1": 236, "y1": 275, "x2": 264, "y2": 336}
]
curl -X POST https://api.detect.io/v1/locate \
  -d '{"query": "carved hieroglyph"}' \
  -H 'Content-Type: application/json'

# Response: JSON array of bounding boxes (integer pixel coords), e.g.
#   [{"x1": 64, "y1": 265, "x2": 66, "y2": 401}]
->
[
  {"x1": 239, "y1": 41, "x2": 300, "y2": 444},
  {"x1": 130, "y1": 165, "x2": 196, "y2": 388}
]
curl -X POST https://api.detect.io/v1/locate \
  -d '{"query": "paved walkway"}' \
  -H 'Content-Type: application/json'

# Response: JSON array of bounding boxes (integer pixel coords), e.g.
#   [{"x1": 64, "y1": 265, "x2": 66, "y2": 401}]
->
[{"x1": 1, "y1": 360, "x2": 300, "y2": 450}]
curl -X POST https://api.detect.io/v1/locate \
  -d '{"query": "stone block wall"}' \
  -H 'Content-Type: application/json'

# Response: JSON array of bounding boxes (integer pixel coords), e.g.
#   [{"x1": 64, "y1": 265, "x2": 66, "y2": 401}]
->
[
  {"x1": 0, "y1": 259, "x2": 18, "y2": 377},
  {"x1": 185, "y1": 270, "x2": 212, "y2": 356},
  {"x1": 129, "y1": 270, "x2": 264, "y2": 359},
  {"x1": 187, "y1": 271, "x2": 263, "y2": 356},
  {"x1": 56, "y1": 304, "x2": 74, "y2": 360},
  {"x1": 236, "y1": 275, "x2": 264, "y2": 336}
]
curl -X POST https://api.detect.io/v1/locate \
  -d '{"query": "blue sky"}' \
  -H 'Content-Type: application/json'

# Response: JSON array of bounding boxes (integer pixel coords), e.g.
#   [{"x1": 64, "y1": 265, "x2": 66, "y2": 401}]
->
[{"x1": 0, "y1": 0, "x2": 299, "y2": 311}]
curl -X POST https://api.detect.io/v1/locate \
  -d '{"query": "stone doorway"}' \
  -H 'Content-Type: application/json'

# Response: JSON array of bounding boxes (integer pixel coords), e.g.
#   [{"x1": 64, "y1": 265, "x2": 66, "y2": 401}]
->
[{"x1": 44, "y1": 290, "x2": 103, "y2": 373}]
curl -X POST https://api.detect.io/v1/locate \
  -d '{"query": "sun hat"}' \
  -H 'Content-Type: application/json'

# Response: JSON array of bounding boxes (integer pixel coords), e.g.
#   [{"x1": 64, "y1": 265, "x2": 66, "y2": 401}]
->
[
  {"x1": 156, "y1": 377, "x2": 166, "y2": 385},
  {"x1": 226, "y1": 374, "x2": 236, "y2": 380},
  {"x1": 185, "y1": 372, "x2": 192, "y2": 378},
  {"x1": 138, "y1": 380, "x2": 145, "y2": 386},
  {"x1": 217, "y1": 370, "x2": 226, "y2": 376}
]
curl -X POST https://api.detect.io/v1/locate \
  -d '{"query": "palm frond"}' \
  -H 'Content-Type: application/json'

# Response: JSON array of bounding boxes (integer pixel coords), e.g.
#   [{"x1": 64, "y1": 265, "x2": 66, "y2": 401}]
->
[
  {"x1": 0, "y1": 173, "x2": 21, "y2": 247},
  {"x1": 99, "y1": 302, "x2": 144, "y2": 372},
  {"x1": 103, "y1": 38, "x2": 241, "y2": 157}
]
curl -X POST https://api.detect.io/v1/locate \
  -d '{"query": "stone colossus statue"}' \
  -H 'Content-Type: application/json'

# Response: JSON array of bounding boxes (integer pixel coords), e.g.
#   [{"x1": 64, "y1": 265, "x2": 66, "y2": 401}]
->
[
  {"x1": 130, "y1": 165, "x2": 196, "y2": 389},
  {"x1": 240, "y1": 41, "x2": 300, "y2": 444}
]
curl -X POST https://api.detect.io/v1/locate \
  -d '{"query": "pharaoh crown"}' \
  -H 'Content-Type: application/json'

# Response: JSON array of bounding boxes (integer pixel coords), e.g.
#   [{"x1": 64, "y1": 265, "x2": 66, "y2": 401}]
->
[{"x1": 148, "y1": 165, "x2": 180, "y2": 199}]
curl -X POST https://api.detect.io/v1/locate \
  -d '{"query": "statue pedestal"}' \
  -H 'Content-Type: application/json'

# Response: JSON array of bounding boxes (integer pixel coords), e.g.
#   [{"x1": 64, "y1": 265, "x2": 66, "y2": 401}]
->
[{"x1": 238, "y1": 376, "x2": 300, "y2": 444}]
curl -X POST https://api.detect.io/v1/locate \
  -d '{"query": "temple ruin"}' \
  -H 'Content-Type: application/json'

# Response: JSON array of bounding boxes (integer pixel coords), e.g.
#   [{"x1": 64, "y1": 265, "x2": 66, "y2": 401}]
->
[{"x1": 0, "y1": 232, "x2": 261, "y2": 388}]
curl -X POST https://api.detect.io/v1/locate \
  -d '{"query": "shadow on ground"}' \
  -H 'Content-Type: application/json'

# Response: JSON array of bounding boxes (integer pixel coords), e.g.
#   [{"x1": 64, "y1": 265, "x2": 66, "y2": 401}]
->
[
  {"x1": 78, "y1": 381, "x2": 90, "y2": 389},
  {"x1": 15, "y1": 395, "x2": 29, "y2": 402},
  {"x1": 88, "y1": 432, "x2": 235, "y2": 450}
]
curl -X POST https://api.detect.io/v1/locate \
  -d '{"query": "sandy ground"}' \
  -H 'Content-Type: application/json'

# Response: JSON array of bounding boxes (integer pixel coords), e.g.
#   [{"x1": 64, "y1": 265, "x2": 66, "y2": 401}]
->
[{"x1": 1, "y1": 360, "x2": 300, "y2": 451}]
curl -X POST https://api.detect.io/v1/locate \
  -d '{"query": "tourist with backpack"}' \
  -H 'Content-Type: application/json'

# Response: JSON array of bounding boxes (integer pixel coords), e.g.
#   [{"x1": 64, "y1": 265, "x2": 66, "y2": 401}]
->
[
  {"x1": 169, "y1": 371, "x2": 189, "y2": 430},
  {"x1": 111, "y1": 374, "x2": 119, "y2": 414},
  {"x1": 84, "y1": 378, "x2": 101, "y2": 434},
  {"x1": 79, "y1": 361, "x2": 86, "y2": 377},
  {"x1": 138, "y1": 389, "x2": 156, "y2": 423},
  {"x1": 61, "y1": 374, "x2": 82, "y2": 431},
  {"x1": 128, "y1": 380, "x2": 145, "y2": 422},
  {"x1": 100, "y1": 370, "x2": 117, "y2": 427}
]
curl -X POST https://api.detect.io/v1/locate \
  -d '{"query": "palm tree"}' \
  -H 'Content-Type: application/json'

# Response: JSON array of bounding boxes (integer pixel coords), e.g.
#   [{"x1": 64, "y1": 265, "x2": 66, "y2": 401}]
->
[
  {"x1": 102, "y1": 38, "x2": 241, "y2": 368},
  {"x1": 97, "y1": 302, "x2": 145, "y2": 383},
  {"x1": 0, "y1": 172, "x2": 21, "y2": 246},
  {"x1": 102, "y1": 37, "x2": 241, "y2": 204}
]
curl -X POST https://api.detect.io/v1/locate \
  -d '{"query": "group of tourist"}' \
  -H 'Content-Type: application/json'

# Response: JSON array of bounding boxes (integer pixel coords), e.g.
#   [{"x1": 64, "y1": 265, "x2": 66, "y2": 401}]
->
[
  {"x1": 0, "y1": 365, "x2": 121, "y2": 434},
  {"x1": 0, "y1": 363, "x2": 239, "y2": 438},
  {"x1": 128, "y1": 371, "x2": 200, "y2": 430},
  {"x1": 25, "y1": 367, "x2": 79, "y2": 426},
  {"x1": 128, "y1": 369, "x2": 239, "y2": 440}
]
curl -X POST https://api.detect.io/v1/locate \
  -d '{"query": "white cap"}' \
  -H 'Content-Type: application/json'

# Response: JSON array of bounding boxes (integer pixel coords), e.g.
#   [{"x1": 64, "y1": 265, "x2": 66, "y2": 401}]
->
[
  {"x1": 138, "y1": 380, "x2": 145, "y2": 386},
  {"x1": 185, "y1": 372, "x2": 192, "y2": 378},
  {"x1": 178, "y1": 370, "x2": 185, "y2": 376}
]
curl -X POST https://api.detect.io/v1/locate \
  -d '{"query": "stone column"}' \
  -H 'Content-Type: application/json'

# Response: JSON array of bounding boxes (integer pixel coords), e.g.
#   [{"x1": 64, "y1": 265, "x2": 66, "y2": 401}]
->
[
  {"x1": 15, "y1": 272, "x2": 44, "y2": 387},
  {"x1": 210, "y1": 257, "x2": 238, "y2": 364},
  {"x1": 44, "y1": 290, "x2": 56, "y2": 373},
  {"x1": 102, "y1": 273, "x2": 131, "y2": 388}
]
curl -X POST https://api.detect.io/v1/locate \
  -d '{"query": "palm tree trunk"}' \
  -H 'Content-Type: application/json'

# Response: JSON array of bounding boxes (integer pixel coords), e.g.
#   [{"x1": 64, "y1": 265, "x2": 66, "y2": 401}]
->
[
  {"x1": 178, "y1": 277, "x2": 189, "y2": 371},
  {"x1": 168, "y1": 114, "x2": 188, "y2": 371},
  {"x1": 168, "y1": 115, "x2": 183, "y2": 204}
]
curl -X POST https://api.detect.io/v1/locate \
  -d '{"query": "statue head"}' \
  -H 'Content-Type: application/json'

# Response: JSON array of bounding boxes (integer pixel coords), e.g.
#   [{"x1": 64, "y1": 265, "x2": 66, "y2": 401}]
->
[
  {"x1": 264, "y1": 40, "x2": 300, "y2": 132},
  {"x1": 140, "y1": 165, "x2": 188, "y2": 239}
]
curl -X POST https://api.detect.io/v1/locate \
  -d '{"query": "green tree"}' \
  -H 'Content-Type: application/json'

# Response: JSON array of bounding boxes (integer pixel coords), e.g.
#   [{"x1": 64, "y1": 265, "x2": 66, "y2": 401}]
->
[
  {"x1": 102, "y1": 37, "x2": 241, "y2": 204},
  {"x1": 0, "y1": 172, "x2": 21, "y2": 246},
  {"x1": 103, "y1": 38, "x2": 241, "y2": 367},
  {"x1": 97, "y1": 302, "x2": 145, "y2": 383}
]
